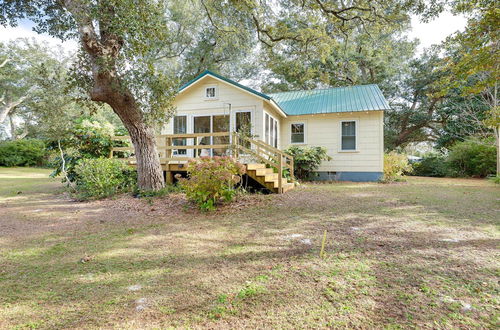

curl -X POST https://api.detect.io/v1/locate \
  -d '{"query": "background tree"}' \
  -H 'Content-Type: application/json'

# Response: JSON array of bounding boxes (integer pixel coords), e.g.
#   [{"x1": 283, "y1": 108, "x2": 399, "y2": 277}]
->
[
  {"x1": 259, "y1": 21, "x2": 417, "y2": 93},
  {"x1": 1, "y1": 1, "x2": 191, "y2": 190},
  {"x1": 2, "y1": 0, "x2": 434, "y2": 190},
  {"x1": 439, "y1": 0, "x2": 499, "y2": 173},
  {"x1": 0, "y1": 39, "x2": 64, "y2": 135}
]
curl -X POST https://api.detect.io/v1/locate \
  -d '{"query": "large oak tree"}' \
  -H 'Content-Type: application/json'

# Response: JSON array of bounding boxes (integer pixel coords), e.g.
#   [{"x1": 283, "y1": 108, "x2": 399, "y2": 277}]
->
[{"x1": 1, "y1": 0, "x2": 432, "y2": 190}]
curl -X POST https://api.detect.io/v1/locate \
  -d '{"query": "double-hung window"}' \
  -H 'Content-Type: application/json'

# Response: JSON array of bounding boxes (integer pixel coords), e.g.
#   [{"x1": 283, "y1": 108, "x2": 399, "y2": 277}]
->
[
  {"x1": 290, "y1": 123, "x2": 305, "y2": 144},
  {"x1": 341, "y1": 121, "x2": 356, "y2": 151}
]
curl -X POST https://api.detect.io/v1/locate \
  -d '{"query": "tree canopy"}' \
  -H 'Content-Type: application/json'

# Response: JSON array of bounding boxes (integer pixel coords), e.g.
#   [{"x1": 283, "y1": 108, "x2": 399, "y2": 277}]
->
[{"x1": 0, "y1": 0, "x2": 496, "y2": 180}]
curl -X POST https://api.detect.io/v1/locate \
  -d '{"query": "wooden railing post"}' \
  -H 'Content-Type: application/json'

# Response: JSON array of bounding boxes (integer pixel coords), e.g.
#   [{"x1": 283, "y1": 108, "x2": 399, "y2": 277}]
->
[
  {"x1": 289, "y1": 156, "x2": 295, "y2": 182},
  {"x1": 166, "y1": 137, "x2": 172, "y2": 159},
  {"x1": 278, "y1": 154, "x2": 283, "y2": 194},
  {"x1": 165, "y1": 136, "x2": 172, "y2": 184}
]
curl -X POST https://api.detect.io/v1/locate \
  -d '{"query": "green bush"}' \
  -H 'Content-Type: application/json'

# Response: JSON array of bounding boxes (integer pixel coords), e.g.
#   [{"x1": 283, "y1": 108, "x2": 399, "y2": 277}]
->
[
  {"x1": 177, "y1": 157, "x2": 245, "y2": 211},
  {"x1": 283, "y1": 146, "x2": 332, "y2": 180},
  {"x1": 0, "y1": 139, "x2": 47, "y2": 167},
  {"x1": 50, "y1": 116, "x2": 119, "y2": 183},
  {"x1": 73, "y1": 158, "x2": 136, "y2": 199},
  {"x1": 447, "y1": 138, "x2": 496, "y2": 177},
  {"x1": 134, "y1": 184, "x2": 182, "y2": 198},
  {"x1": 411, "y1": 154, "x2": 448, "y2": 177},
  {"x1": 384, "y1": 152, "x2": 412, "y2": 182},
  {"x1": 489, "y1": 175, "x2": 500, "y2": 184}
]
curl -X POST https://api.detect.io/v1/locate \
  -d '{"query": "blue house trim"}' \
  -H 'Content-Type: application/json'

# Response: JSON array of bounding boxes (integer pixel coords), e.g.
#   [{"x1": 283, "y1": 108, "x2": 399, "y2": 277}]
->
[{"x1": 314, "y1": 171, "x2": 383, "y2": 182}]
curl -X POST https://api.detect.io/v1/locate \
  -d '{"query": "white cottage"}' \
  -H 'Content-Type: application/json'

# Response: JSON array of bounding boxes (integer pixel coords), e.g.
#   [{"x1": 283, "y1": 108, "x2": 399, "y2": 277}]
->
[{"x1": 163, "y1": 70, "x2": 389, "y2": 183}]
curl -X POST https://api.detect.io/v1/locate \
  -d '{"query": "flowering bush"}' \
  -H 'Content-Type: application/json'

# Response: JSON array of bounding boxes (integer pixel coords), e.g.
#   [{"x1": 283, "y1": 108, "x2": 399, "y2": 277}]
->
[
  {"x1": 178, "y1": 157, "x2": 246, "y2": 211},
  {"x1": 384, "y1": 152, "x2": 412, "y2": 182}
]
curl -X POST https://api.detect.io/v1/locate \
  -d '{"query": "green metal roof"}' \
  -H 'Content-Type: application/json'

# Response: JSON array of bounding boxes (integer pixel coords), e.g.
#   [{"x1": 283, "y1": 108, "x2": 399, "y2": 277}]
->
[
  {"x1": 179, "y1": 71, "x2": 390, "y2": 116},
  {"x1": 269, "y1": 84, "x2": 390, "y2": 116},
  {"x1": 179, "y1": 70, "x2": 272, "y2": 100}
]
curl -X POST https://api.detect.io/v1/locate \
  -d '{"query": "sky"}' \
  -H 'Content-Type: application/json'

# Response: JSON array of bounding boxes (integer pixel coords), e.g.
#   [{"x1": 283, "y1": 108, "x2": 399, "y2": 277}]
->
[
  {"x1": 0, "y1": 11, "x2": 467, "y2": 56},
  {"x1": 408, "y1": 12, "x2": 468, "y2": 53}
]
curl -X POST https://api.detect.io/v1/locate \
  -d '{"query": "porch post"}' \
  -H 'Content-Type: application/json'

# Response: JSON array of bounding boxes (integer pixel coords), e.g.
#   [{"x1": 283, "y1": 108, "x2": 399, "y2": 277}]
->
[{"x1": 278, "y1": 154, "x2": 283, "y2": 194}]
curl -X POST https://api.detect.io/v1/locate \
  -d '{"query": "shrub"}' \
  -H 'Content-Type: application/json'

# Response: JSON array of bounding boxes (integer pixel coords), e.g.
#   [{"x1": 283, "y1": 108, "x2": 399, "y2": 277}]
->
[
  {"x1": 284, "y1": 146, "x2": 332, "y2": 180},
  {"x1": 411, "y1": 154, "x2": 448, "y2": 177},
  {"x1": 489, "y1": 175, "x2": 500, "y2": 184},
  {"x1": 50, "y1": 116, "x2": 118, "y2": 183},
  {"x1": 73, "y1": 158, "x2": 136, "y2": 199},
  {"x1": 133, "y1": 184, "x2": 182, "y2": 198},
  {"x1": 0, "y1": 139, "x2": 47, "y2": 167},
  {"x1": 447, "y1": 138, "x2": 496, "y2": 177},
  {"x1": 384, "y1": 152, "x2": 412, "y2": 182},
  {"x1": 178, "y1": 157, "x2": 245, "y2": 211}
]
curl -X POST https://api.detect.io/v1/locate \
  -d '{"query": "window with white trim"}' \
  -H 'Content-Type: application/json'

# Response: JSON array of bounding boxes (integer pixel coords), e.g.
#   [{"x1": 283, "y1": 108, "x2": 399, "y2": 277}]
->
[
  {"x1": 290, "y1": 123, "x2": 305, "y2": 144},
  {"x1": 341, "y1": 121, "x2": 356, "y2": 150},
  {"x1": 205, "y1": 86, "x2": 217, "y2": 99},
  {"x1": 265, "y1": 113, "x2": 278, "y2": 148}
]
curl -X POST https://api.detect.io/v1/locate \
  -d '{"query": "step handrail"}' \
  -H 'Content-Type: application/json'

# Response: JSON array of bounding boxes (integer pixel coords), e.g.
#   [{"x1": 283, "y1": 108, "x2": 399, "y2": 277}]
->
[
  {"x1": 111, "y1": 131, "x2": 295, "y2": 192},
  {"x1": 233, "y1": 133, "x2": 295, "y2": 192}
]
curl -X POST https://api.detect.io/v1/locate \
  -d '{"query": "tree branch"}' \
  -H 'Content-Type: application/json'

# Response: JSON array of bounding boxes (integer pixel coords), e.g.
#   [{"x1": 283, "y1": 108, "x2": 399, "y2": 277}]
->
[
  {"x1": 0, "y1": 93, "x2": 30, "y2": 124},
  {"x1": 0, "y1": 58, "x2": 10, "y2": 68},
  {"x1": 200, "y1": 0, "x2": 236, "y2": 33}
]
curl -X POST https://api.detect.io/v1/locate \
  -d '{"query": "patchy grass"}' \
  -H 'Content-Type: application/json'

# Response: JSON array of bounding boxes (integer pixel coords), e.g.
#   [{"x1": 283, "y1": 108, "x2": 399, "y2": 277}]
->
[
  {"x1": 0, "y1": 169, "x2": 498, "y2": 329},
  {"x1": 0, "y1": 167, "x2": 61, "y2": 197}
]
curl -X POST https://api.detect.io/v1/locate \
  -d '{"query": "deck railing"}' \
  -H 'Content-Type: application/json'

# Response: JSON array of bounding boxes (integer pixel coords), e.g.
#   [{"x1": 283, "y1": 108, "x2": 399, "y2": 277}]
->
[{"x1": 111, "y1": 132, "x2": 295, "y2": 192}]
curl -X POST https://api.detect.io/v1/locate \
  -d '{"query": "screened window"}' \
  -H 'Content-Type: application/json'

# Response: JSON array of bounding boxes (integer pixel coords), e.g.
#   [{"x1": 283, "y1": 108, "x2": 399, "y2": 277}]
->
[
  {"x1": 173, "y1": 116, "x2": 187, "y2": 155},
  {"x1": 236, "y1": 111, "x2": 252, "y2": 148},
  {"x1": 265, "y1": 113, "x2": 278, "y2": 148},
  {"x1": 273, "y1": 120, "x2": 278, "y2": 148},
  {"x1": 341, "y1": 121, "x2": 356, "y2": 150},
  {"x1": 291, "y1": 123, "x2": 305, "y2": 144},
  {"x1": 265, "y1": 113, "x2": 270, "y2": 144},
  {"x1": 270, "y1": 119, "x2": 274, "y2": 145},
  {"x1": 236, "y1": 111, "x2": 251, "y2": 134},
  {"x1": 205, "y1": 86, "x2": 216, "y2": 99}
]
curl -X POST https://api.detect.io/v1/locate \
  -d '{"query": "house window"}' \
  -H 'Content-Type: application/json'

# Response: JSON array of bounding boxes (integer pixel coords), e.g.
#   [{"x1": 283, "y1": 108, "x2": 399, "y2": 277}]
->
[
  {"x1": 236, "y1": 111, "x2": 252, "y2": 148},
  {"x1": 341, "y1": 121, "x2": 356, "y2": 150},
  {"x1": 205, "y1": 86, "x2": 217, "y2": 99},
  {"x1": 291, "y1": 123, "x2": 305, "y2": 144},
  {"x1": 265, "y1": 113, "x2": 278, "y2": 148},
  {"x1": 173, "y1": 115, "x2": 187, "y2": 155}
]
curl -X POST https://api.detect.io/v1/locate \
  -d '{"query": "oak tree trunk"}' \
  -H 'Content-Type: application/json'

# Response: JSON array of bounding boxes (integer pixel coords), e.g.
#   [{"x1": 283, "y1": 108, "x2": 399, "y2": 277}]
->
[
  {"x1": 61, "y1": 0, "x2": 165, "y2": 191},
  {"x1": 90, "y1": 76, "x2": 165, "y2": 191},
  {"x1": 126, "y1": 122, "x2": 164, "y2": 190}
]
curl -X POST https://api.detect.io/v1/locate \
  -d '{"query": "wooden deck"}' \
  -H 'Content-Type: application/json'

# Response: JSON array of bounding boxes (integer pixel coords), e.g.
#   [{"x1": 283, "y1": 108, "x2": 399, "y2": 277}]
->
[{"x1": 111, "y1": 132, "x2": 295, "y2": 193}]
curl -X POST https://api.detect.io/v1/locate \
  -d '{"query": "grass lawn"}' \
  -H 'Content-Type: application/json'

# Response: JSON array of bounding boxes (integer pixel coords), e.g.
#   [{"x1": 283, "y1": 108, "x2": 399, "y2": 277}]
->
[{"x1": 0, "y1": 167, "x2": 498, "y2": 329}]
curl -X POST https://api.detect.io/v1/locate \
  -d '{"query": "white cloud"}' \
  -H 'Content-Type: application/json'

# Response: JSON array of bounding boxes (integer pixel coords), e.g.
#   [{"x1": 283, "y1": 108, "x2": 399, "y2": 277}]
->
[
  {"x1": 0, "y1": 25, "x2": 78, "y2": 54},
  {"x1": 408, "y1": 12, "x2": 468, "y2": 53}
]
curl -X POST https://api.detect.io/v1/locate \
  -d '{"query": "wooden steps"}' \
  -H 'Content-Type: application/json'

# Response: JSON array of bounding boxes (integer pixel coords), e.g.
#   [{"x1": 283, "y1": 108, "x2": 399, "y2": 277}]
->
[
  {"x1": 245, "y1": 163, "x2": 295, "y2": 194},
  {"x1": 112, "y1": 132, "x2": 296, "y2": 194}
]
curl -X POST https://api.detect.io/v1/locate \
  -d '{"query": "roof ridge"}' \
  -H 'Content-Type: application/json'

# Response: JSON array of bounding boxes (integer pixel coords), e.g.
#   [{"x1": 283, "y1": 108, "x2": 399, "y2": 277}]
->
[
  {"x1": 179, "y1": 70, "x2": 272, "y2": 101},
  {"x1": 268, "y1": 84, "x2": 380, "y2": 95}
]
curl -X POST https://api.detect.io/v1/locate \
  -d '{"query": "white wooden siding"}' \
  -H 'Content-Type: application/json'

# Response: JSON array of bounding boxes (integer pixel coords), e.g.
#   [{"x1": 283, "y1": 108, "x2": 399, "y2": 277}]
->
[
  {"x1": 163, "y1": 76, "x2": 265, "y2": 138},
  {"x1": 166, "y1": 75, "x2": 384, "y2": 173},
  {"x1": 280, "y1": 111, "x2": 384, "y2": 172}
]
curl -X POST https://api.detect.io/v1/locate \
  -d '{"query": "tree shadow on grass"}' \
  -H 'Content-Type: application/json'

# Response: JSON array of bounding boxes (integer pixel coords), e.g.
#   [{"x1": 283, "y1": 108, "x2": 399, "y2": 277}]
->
[{"x1": 2, "y1": 178, "x2": 498, "y2": 328}]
